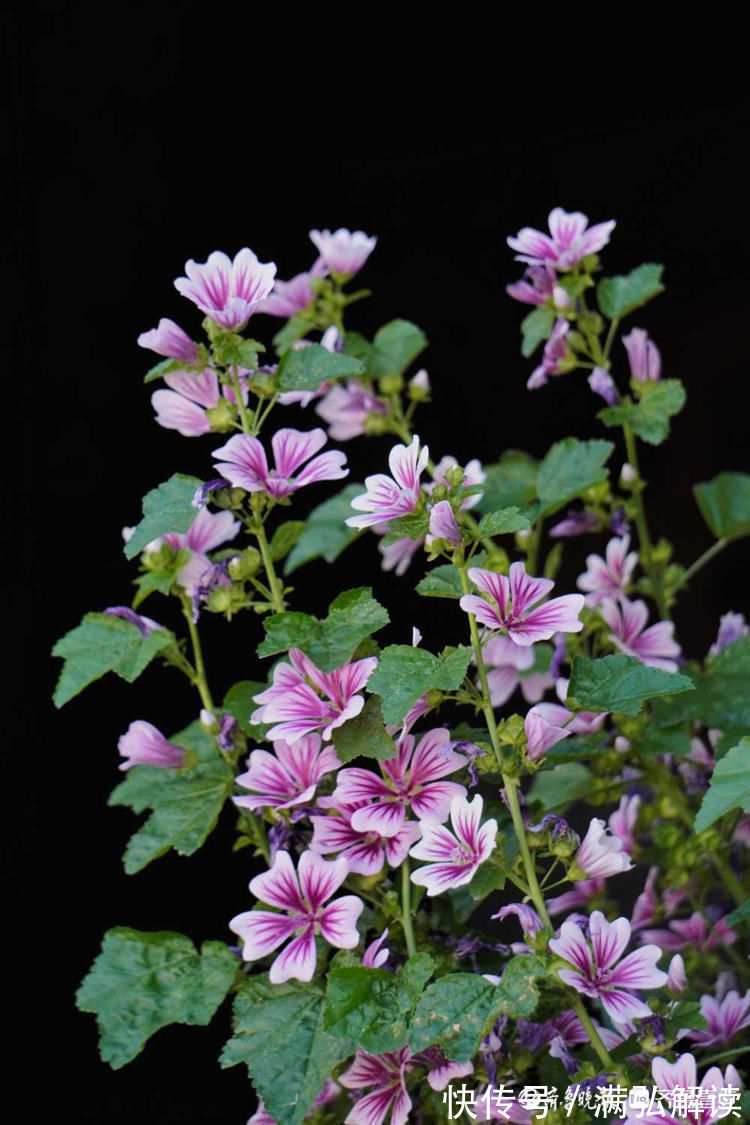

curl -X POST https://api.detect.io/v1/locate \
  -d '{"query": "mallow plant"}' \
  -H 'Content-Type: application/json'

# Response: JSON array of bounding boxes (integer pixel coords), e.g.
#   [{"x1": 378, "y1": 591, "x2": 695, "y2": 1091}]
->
[{"x1": 56, "y1": 214, "x2": 750, "y2": 1125}]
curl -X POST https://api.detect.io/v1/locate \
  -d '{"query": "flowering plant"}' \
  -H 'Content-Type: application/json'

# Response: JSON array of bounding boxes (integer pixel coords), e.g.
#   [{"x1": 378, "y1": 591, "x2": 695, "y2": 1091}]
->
[{"x1": 56, "y1": 215, "x2": 750, "y2": 1125}]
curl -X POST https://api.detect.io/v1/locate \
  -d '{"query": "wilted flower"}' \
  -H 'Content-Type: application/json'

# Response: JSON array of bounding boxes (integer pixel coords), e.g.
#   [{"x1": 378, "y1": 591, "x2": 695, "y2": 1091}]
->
[
  {"x1": 362, "y1": 928, "x2": 390, "y2": 969},
  {"x1": 709, "y1": 611, "x2": 748, "y2": 656},
  {"x1": 427, "y1": 500, "x2": 462, "y2": 547},
  {"x1": 588, "y1": 367, "x2": 619, "y2": 405},
  {"x1": 527, "y1": 318, "x2": 570, "y2": 390}
]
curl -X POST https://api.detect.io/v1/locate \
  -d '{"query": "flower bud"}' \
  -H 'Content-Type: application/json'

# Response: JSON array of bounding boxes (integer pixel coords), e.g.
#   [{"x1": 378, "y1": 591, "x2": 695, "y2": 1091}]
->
[
  {"x1": 206, "y1": 586, "x2": 233, "y2": 613},
  {"x1": 228, "y1": 548, "x2": 261, "y2": 580},
  {"x1": 408, "y1": 369, "x2": 431, "y2": 401},
  {"x1": 200, "y1": 709, "x2": 219, "y2": 733},
  {"x1": 444, "y1": 466, "x2": 465, "y2": 488},
  {"x1": 249, "y1": 371, "x2": 276, "y2": 398},
  {"x1": 620, "y1": 462, "x2": 637, "y2": 485},
  {"x1": 378, "y1": 373, "x2": 403, "y2": 395},
  {"x1": 363, "y1": 413, "x2": 390, "y2": 435},
  {"x1": 205, "y1": 398, "x2": 236, "y2": 431},
  {"x1": 430, "y1": 483, "x2": 449, "y2": 502}
]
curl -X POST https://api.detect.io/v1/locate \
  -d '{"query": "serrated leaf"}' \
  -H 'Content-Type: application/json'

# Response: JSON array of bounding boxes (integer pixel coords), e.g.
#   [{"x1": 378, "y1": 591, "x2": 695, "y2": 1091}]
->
[
  {"x1": 665, "y1": 1000, "x2": 708, "y2": 1036},
  {"x1": 143, "y1": 357, "x2": 183, "y2": 384},
  {"x1": 332, "y1": 695, "x2": 396, "y2": 763},
  {"x1": 536, "y1": 438, "x2": 614, "y2": 517},
  {"x1": 76, "y1": 928, "x2": 237, "y2": 1069},
  {"x1": 651, "y1": 636, "x2": 750, "y2": 733},
  {"x1": 726, "y1": 901, "x2": 750, "y2": 927},
  {"x1": 416, "y1": 565, "x2": 464, "y2": 599},
  {"x1": 285, "y1": 484, "x2": 363, "y2": 574},
  {"x1": 132, "y1": 569, "x2": 174, "y2": 608},
  {"x1": 257, "y1": 587, "x2": 389, "y2": 672},
  {"x1": 477, "y1": 507, "x2": 531, "y2": 536},
  {"x1": 528, "y1": 762, "x2": 592, "y2": 810},
  {"x1": 108, "y1": 722, "x2": 233, "y2": 873},
  {"x1": 597, "y1": 263, "x2": 664, "y2": 319},
  {"x1": 124, "y1": 474, "x2": 203, "y2": 559},
  {"x1": 367, "y1": 319, "x2": 428, "y2": 376},
  {"x1": 494, "y1": 954, "x2": 545, "y2": 1017},
  {"x1": 408, "y1": 973, "x2": 500, "y2": 1060},
  {"x1": 269, "y1": 520, "x2": 306, "y2": 562},
  {"x1": 223, "y1": 680, "x2": 268, "y2": 738},
  {"x1": 567, "y1": 654, "x2": 694, "y2": 716},
  {"x1": 598, "y1": 380, "x2": 686, "y2": 445},
  {"x1": 467, "y1": 860, "x2": 506, "y2": 901},
  {"x1": 368, "y1": 645, "x2": 472, "y2": 726},
  {"x1": 323, "y1": 954, "x2": 434, "y2": 1053},
  {"x1": 380, "y1": 511, "x2": 430, "y2": 547},
  {"x1": 221, "y1": 978, "x2": 353, "y2": 1125},
  {"x1": 276, "y1": 344, "x2": 364, "y2": 391},
  {"x1": 694, "y1": 472, "x2": 750, "y2": 540},
  {"x1": 272, "y1": 316, "x2": 316, "y2": 355},
  {"x1": 694, "y1": 738, "x2": 750, "y2": 833},
  {"x1": 52, "y1": 613, "x2": 175, "y2": 707},
  {"x1": 521, "y1": 307, "x2": 555, "y2": 358},
  {"x1": 475, "y1": 454, "x2": 538, "y2": 516}
]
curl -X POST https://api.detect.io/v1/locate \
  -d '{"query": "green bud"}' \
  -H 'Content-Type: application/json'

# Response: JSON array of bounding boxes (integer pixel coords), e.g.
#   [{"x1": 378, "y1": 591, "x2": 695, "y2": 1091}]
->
[
  {"x1": 378, "y1": 373, "x2": 403, "y2": 395},
  {"x1": 425, "y1": 690, "x2": 443, "y2": 708},
  {"x1": 205, "y1": 398, "x2": 236, "y2": 431},
  {"x1": 228, "y1": 548, "x2": 261, "y2": 581},
  {"x1": 444, "y1": 466, "x2": 465, "y2": 488},
  {"x1": 651, "y1": 538, "x2": 672, "y2": 565},
  {"x1": 580, "y1": 253, "x2": 601, "y2": 273},
  {"x1": 579, "y1": 312, "x2": 603, "y2": 336},
  {"x1": 363, "y1": 413, "x2": 390, "y2": 436},
  {"x1": 250, "y1": 493, "x2": 267, "y2": 513},
  {"x1": 250, "y1": 371, "x2": 276, "y2": 398},
  {"x1": 566, "y1": 330, "x2": 588, "y2": 352},
  {"x1": 206, "y1": 586, "x2": 234, "y2": 614},
  {"x1": 431, "y1": 483, "x2": 449, "y2": 502},
  {"x1": 215, "y1": 486, "x2": 247, "y2": 510}
]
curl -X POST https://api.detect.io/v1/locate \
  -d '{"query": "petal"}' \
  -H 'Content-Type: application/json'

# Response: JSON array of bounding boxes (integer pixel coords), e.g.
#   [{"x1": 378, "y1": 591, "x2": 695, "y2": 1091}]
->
[
  {"x1": 652, "y1": 1053, "x2": 697, "y2": 1094},
  {"x1": 411, "y1": 859, "x2": 476, "y2": 895},
  {"x1": 351, "y1": 800, "x2": 407, "y2": 838},
  {"x1": 292, "y1": 450, "x2": 349, "y2": 489},
  {"x1": 228, "y1": 909, "x2": 298, "y2": 961},
  {"x1": 319, "y1": 895, "x2": 364, "y2": 947},
  {"x1": 409, "y1": 727, "x2": 466, "y2": 783},
  {"x1": 410, "y1": 781, "x2": 466, "y2": 823},
  {"x1": 186, "y1": 506, "x2": 240, "y2": 552},
  {"x1": 611, "y1": 946, "x2": 668, "y2": 990},
  {"x1": 298, "y1": 850, "x2": 349, "y2": 909},
  {"x1": 271, "y1": 427, "x2": 328, "y2": 477},
  {"x1": 459, "y1": 594, "x2": 504, "y2": 629},
  {"x1": 339, "y1": 1050, "x2": 399, "y2": 1089},
  {"x1": 450, "y1": 792, "x2": 485, "y2": 848},
  {"x1": 409, "y1": 821, "x2": 460, "y2": 863},
  {"x1": 269, "y1": 927, "x2": 318, "y2": 984},
  {"x1": 549, "y1": 920, "x2": 593, "y2": 976},
  {"x1": 151, "y1": 389, "x2": 210, "y2": 436},
  {"x1": 599, "y1": 988, "x2": 653, "y2": 1022},
  {"x1": 163, "y1": 367, "x2": 219, "y2": 407},
  {"x1": 512, "y1": 595, "x2": 584, "y2": 643},
  {"x1": 344, "y1": 1087, "x2": 399, "y2": 1125},
  {"x1": 467, "y1": 567, "x2": 510, "y2": 610},
  {"x1": 508, "y1": 560, "x2": 555, "y2": 614},
  {"x1": 590, "y1": 911, "x2": 631, "y2": 971},
  {"x1": 249, "y1": 850, "x2": 304, "y2": 912},
  {"x1": 333, "y1": 767, "x2": 393, "y2": 804}
]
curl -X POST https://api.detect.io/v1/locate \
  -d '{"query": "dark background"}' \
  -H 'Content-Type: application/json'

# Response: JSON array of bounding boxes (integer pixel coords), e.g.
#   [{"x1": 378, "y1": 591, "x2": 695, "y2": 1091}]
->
[{"x1": 11, "y1": 7, "x2": 750, "y2": 1122}]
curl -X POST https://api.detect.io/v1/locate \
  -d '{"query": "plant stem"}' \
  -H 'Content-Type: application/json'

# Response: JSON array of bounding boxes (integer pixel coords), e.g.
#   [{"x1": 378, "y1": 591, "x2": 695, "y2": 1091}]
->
[
  {"x1": 253, "y1": 521, "x2": 286, "y2": 613},
  {"x1": 622, "y1": 421, "x2": 669, "y2": 619},
  {"x1": 672, "y1": 539, "x2": 727, "y2": 594},
  {"x1": 572, "y1": 995, "x2": 617, "y2": 1072},
  {"x1": 181, "y1": 598, "x2": 214, "y2": 712},
  {"x1": 401, "y1": 858, "x2": 417, "y2": 957},
  {"x1": 230, "y1": 365, "x2": 254, "y2": 435},
  {"x1": 698, "y1": 1045, "x2": 750, "y2": 1067},
  {"x1": 602, "y1": 317, "x2": 620, "y2": 362},
  {"x1": 712, "y1": 854, "x2": 747, "y2": 911}
]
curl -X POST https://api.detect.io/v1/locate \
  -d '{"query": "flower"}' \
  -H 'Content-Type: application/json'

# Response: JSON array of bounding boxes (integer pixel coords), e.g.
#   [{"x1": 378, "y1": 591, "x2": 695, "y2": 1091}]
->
[
  {"x1": 377, "y1": 534, "x2": 423, "y2": 577},
  {"x1": 338, "y1": 1048, "x2": 411, "y2": 1125},
  {"x1": 346, "y1": 436, "x2": 429, "y2": 529},
  {"x1": 530, "y1": 683, "x2": 606, "y2": 735},
  {"x1": 667, "y1": 954, "x2": 687, "y2": 992},
  {"x1": 624, "y1": 1053, "x2": 742, "y2": 1125},
  {"x1": 588, "y1": 367, "x2": 619, "y2": 405},
  {"x1": 459, "y1": 562, "x2": 584, "y2": 646},
  {"x1": 492, "y1": 903, "x2": 544, "y2": 941},
  {"x1": 608, "y1": 794, "x2": 641, "y2": 855},
  {"x1": 117, "y1": 720, "x2": 186, "y2": 771},
  {"x1": 483, "y1": 635, "x2": 554, "y2": 707},
  {"x1": 600, "y1": 596, "x2": 681, "y2": 672},
  {"x1": 309, "y1": 228, "x2": 376, "y2": 277},
  {"x1": 213, "y1": 428, "x2": 348, "y2": 499},
  {"x1": 332, "y1": 728, "x2": 467, "y2": 838},
  {"x1": 310, "y1": 802, "x2": 421, "y2": 875},
  {"x1": 229, "y1": 850, "x2": 363, "y2": 983},
  {"x1": 174, "y1": 248, "x2": 276, "y2": 329},
  {"x1": 252, "y1": 649, "x2": 377, "y2": 745},
  {"x1": 153, "y1": 505, "x2": 241, "y2": 595},
  {"x1": 549, "y1": 909, "x2": 667, "y2": 1021},
  {"x1": 527, "y1": 318, "x2": 570, "y2": 390},
  {"x1": 137, "y1": 317, "x2": 198, "y2": 363},
  {"x1": 233, "y1": 735, "x2": 341, "y2": 811},
  {"x1": 524, "y1": 704, "x2": 572, "y2": 761},
  {"x1": 362, "y1": 928, "x2": 390, "y2": 968},
  {"x1": 151, "y1": 368, "x2": 246, "y2": 437},
  {"x1": 427, "y1": 500, "x2": 461, "y2": 547},
  {"x1": 623, "y1": 328, "x2": 661, "y2": 383},
  {"x1": 549, "y1": 509, "x2": 601, "y2": 538},
  {"x1": 507, "y1": 208, "x2": 616, "y2": 270},
  {"x1": 104, "y1": 606, "x2": 162, "y2": 635},
  {"x1": 688, "y1": 989, "x2": 750, "y2": 1047},
  {"x1": 409, "y1": 793, "x2": 497, "y2": 896},
  {"x1": 430, "y1": 456, "x2": 486, "y2": 510},
  {"x1": 640, "y1": 911, "x2": 737, "y2": 953},
  {"x1": 571, "y1": 818, "x2": 634, "y2": 879},
  {"x1": 316, "y1": 382, "x2": 388, "y2": 440},
  {"x1": 709, "y1": 611, "x2": 748, "y2": 656},
  {"x1": 577, "y1": 535, "x2": 638, "y2": 605},
  {"x1": 506, "y1": 264, "x2": 558, "y2": 306},
  {"x1": 255, "y1": 260, "x2": 327, "y2": 318}
]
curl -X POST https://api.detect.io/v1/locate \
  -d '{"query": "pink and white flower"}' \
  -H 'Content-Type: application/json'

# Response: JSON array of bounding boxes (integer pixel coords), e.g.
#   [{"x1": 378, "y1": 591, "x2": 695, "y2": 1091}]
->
[
  {"x1": 310, "y1": 802, "x2": 421, "y2": 875},
  {"x1": 332, "y1": 728, "x2": 467, "y2": 838},
  {"x1": 524, "y1": 704, "x2": 572, "y2": 761},
  {"x1": 252, "y1": 649, "x2": 377, "y2": 745},
  {"x1": 137, "y1": 317, "x2": 198, "y2": 363},
  {"x1": 309, "y1": 228, "x2": 376, "y2": 277},
  {"x1": 427, "y1": 500, "x2": 462, "y2": 547},
  {"x1": 233, "y1": 735, "x2": 341, "y2": 811},
  {"x1": 507, "y1": 208, "x2": 616, "y2": 271},
  {"x1": 608, "y1": 794, "x2": 641, "y2": 855},
  {"x1": 667, "y1": 953, "x2": 688, "y2": 993},
  {"x1": 577, "y1": 535, "x2": 638, "y2": 605},
  {"x1": 623, "y1": 328, "x2": 661, "y2": 383},
  {"x1": 409, "y1": 793, "x2": 497, "y2": 896},
  {"x1": 506, "y1": 264, "x2": 558, "y2": 306},
  {"x1": 174, "y1": 248, "x2": 276, "y2": 329},
  {"x1": 625, "y1": 1054, "x2": 742, "y2": 1125},
  {"x1": 571, "y1": 817, "x2": 634, "y2": 879},
  {"x1": 151, "y1": 368, "x2": 246, "y2": 437},
  {"x1": 688, "y1": 988, "x2": 750, "y2": 1047},
  {"x1": 363, "y1": 928, "x2": 390, "y2": 968},
  {"x1": 229, "y1": 850, "x2": 363, "y2": 983},
  {"x1": 527, "y1": 318, "x2": 570, "y2": 390},
  {"x1": 213, "y1": 428, "x2": 348, "y2": 499},
  {"x1": 378, "y1": 534, "x2": 424, "y2": 577},
  {"x1": 709, "y1": 611, "x2": 748, "y2": 656},
  {"x1": 255, "y1": 260, "x2": 327, "y2": 318},
  {"x1": 117, "y1": 720, "x2": 186, "y2": 771},
  {"x1": 640, "y1": 912, "x2": 737, "y2": 953},
  {"x1": 482, "y1": 635, "x2": 553, "y2": 707},
  {"x1": 316, "y1": 382, "x2": 389, "y2": 440},
  {"x1": 149, "y1": 505, "x2": 240, "y2": 595},
  {"x1": 600, "y1": 596, "x2": 681, "y2": 672},
  {"x1": 459, "y1": 562, "x2": 584, "y2": 646},
  {"x1": 347, "y1": 436, "x2": 429, "y2": 529},
  {"x1": 338, "y1": 1048, "x2": 411, "y2": 1125},
  {"x1": 548, "y1": 909, "x2": 667, "y2": 1021}
]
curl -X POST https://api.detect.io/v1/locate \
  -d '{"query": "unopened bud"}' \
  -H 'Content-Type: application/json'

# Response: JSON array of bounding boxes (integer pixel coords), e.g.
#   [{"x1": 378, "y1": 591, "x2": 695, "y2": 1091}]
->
[
  {"x1": 207, "y1": 586, "x2": 233, "y2": 613},
  {"x1": 444, "y1": 466, "x2": 465, "y2": 488},
  {"x1": 431, "y1": 483, "x2": 449, "y2": 502},
  {"x1": 250, "y1": 371, "x2": 276, "y2": 398},
  {"x1": 215, "y1": 486, "x2": 246, "y2": 510},
  {"x1": 200, "y1": 709, "x2": 219, "y2": 733},
  {"x1": 408, "y1": 369, "x2": 431, "y2": 401},
  {"x1": 205, "y1": 398, "x2": 236, "y2": 431},
  {"x1": 363, "y1": 413, "x2": 390, "y2": 435},
  {"x1": 620, "y1": 462, "x2": 637, "y2": 485},
  {"x1": 378, "y1": 373, "x2": 403, "y2": 395},
  {"x1": 228, "y1": 548, "x2": 261, "y2": 580}
]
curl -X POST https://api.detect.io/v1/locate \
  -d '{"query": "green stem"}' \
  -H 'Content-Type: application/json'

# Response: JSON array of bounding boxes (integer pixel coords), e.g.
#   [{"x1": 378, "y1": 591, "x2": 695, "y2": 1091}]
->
[
  {"x1": 526, "y1": 517, "x2": 544, "y2": 576},
  {"x1": 254, "y1": 522, "x2": 286, "y2": 613},
  {"x1": 602, "y1": 317, "x2": 620, "y2": 362},
  {"x1": 230, "y1": 365, "x2": 254, "y2": 435},
  {"x1": 672, "y1": 539, "x2": 727, "y2": 594},
  {"x1": 401, "y1": 858, "x2": 417, "y2": 957},
  {"x1": 181, "y1": 598, "x2": 214, "y2": 712},
  {"x1": 572, "y1": 996, "x2": 617, "y2": 1072},
  {"x1": 622, "y1": 421, "x2": 669, "y2": 619},
  {"x1": 712, "y1": 854, "x2": 747, "y2": 911},
  {"x1": 698, "y1": 1045, "x2": 750, "y2": 1067},
  {"x1": 253, "y1": 392, "x2": 279, "y2": 436}
]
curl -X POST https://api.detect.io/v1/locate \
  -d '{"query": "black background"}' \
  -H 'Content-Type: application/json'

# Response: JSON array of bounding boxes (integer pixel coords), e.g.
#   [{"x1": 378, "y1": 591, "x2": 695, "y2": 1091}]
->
[{"x1": 12, "y1": 7, "x2": 750, "y2": 1122}]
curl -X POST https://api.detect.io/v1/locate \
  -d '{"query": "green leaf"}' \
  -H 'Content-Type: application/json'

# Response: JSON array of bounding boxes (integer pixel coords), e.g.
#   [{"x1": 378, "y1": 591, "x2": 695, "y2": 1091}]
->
[
  {"x1": 694, "y1": 738, "x2": 750, "y2": 833},
  {"x1": 221, "y1": 978, "x2": 353, "y2": 1125},
  {"x1": 143, "y1": 356, "x2": 183, "y2": 384},
  {"x1": 132, "y1": 569, "x2": 175, "y2": 608},
  {"x1": 651, "y1": 637, "x2": 750, "y2": 733},
  {"x1": 726, "y1": 901, "x2": 750, "y2": 927},
  {"x1": 52, "y1": 613, "x2": 175, "y2": 707},
  {"x1": 269, "y1": 520, "x2": 306, "y2": 562},
  {"x1": 284, "y1": 484, "x2": 363, "y2": 574},
  {"x1": 477, "y1": 507, "x2": 531, "y2": 536},
  {"x1": 528, "y1": 763, "x2": 592, "y2": 810},
  {"x1": 257, "y1": 587, "x2": 389, "y2": 672},
  {"x1": 124, "y1": 474, "x2": 203, "y2": 559},
  {"x1": 108, "y1": 722, "x2": 234, "y2": 873},
  {"x1": 597, "y1": 263, "x2": 665, "y2": 319},
  {"x1": 521, "y1": 307, "x2": 555, "y2": 358},
  {"x1": 665, "y1": 1000, "x2": 708, "y2": 1038},
  {"x1": 567, "y1": 654, "x2": 694, "y2": 716},
  {"x1": 223, "y1": 680, "x2": 267, "y2": 738},
  {"x1": 368, "y1": 319, "x2": 428, "y2": 376},
  {"x1": 598, "y1": 380, "x2": 686, "y2": 445},
  {"x1": 332, "y1": 695, "x2": 396, "y2": 763},
  {"x1": 639, "y1": 724, "x2": 693, "y2": 757},
  {"x1": 416, "y1": 564, "x2": 464, "y2": 599},
  {"x1": 475, "y1": 453, "x2": 538, "y2": 516},
  {"x1": 76, "y1": 928, "x2": 237, "y2": 1069},
  {"x1": 368, "y1": 645, "x2": 472, "y2": 726},
  {"x1": 380, "y1": 510, "x2": 430, "y2": 547},
  {"x1": 272, "y1": 316, "x2": 316, "y2": 355},
  {"x1": 323, "y1": 954, "x2": 434, "y2": 1053},
  {"x1": 276, "y1": 343, "x2": 364, "y2": 392},
  {"x1": 536, "y1": 438, "x2": 614, "y2": 516},
  {"x1": 494, "y1": 954, "x2": 545, "y2": 1017},
  {"x1": 694, "y1": 472, "x2": 750, "y2": 540},
  {"x1": 467, "y1": 860, "x2": 506, "y2": 901}
]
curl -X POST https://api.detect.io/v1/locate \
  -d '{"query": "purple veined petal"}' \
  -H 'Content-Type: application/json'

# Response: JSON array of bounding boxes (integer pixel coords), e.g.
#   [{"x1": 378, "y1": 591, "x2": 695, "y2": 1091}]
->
[
  {"x1": 137, "y1": 317, "x2": 198, "y2": 363},
  {"x1": 163, "y1": 367, "x2": 219, "y2": 407},
  {"x1": 578, "y1": 218, "x2": 616, "y2": 256},
  {"x1": 339, "y1": 1050, "x2": 401, "y2": 1090},
  {"x1": 235, "y1": 748, "x2": 298, "y2": 803},
  {"x1": 389, "y1": 1085, "x2": 412, "y2": 1125},
  {"x1": 428, "y1": 500, "x2": 461, "y2": 545},
  {"x1": 547, "y1": 207, "x2": 589, "y2": 249},
  {"x1": 652, "y1": 1053, "x2": 698, "y2": 1095},
  {"x1": 328, "y1": 656, "x2": 380, "y2": 706},
  {"x1": 492, "y1": 903, "x2": 543, "y2": 939},
  {"x1": 589, "y1": 911, "x2": 632, "y2": 970},
  {"x1": 388, "y1": 435, "x2": 428, "y2": 493},
  {"x1": 450, "y1": 792, "x2": 485, "y2": 849},
  {"x1": 666, "y1": 954, "x2": 687, "y2": 993},
  {"x1": 344, "y1": 1085, "x2": 401, "y2": 1125},
  {"x1": 508, "y1": 561, "x2": 555, "y2": 615},
  {"x1": 333, "y1": 767, "x2": 394, "y2": 804},
  {"x1": 291, "y1": 450, "x2": 349, "y2": 490},
  {"x1": 610, "y1": 946, "x2": 668, "y2": 990},
  {"x1": 409, "y1": 821, "x2": 461, "y2": 863},
  {"x1": 350, "y1": 800, "x2": 407, "y2": 839},
  {"x1": 466, "y1": 567, "x2": 510, "y2": 610},
  {"x1": 319, "y1": 894, "x2": 364, "y2": 948},
  {"x1": 185, "y1": 506, "x2": 241, "y2": 553},
  {"x1": 556, "y1": 968, "x2": 599, "y2": 997},
  {"x1": 409, "y1": 728, "x2": 466, "y2": 784},
  {"x1": 511, "y1": 594, "x2": 585, "y2": 644},
  {"x1": 117, "y1": 720, "x2": 186, "y2": 770},
  {"x1": 309, "y1": 811, "x2": 363, "y2": 852},
  {"x1": 309, "y1": 228, "x2": 377, "y2": 277},
  {"x1": 549, "y1": 920, "x2": 593, "y2": 976},
  {"x1": 212, "y1": 432, "x2": 269, "y2": 476},
  {"x1": 409, "y1": 780, "x2": 467, "y2": 823},
  {"x1": 151, "y1": 389, "x2": 211, "y2": 436},
  {"x1": 363, "y1": 928, "x2": 390, "y2": 968},
  {"x1": 275, "y1": 733, "x2": 339, "y2": 788},
  {"x1": 507, "y1": 226, "x2": 557, "y2": 263},
  {"x1": 410, "y1": 858, "x2": 478, "y2": 896},
  {"x1": 384, "y1": 822, "x2": 422, "y2": 867},
  {"x1": 459, "y1": 594, "x2": 504, "y2": 630},
  {"x1": 271, "y1": 427, "x2": 328, "y2": 478},
  {"x1": 487, "y1": 664, "x2": 521, "y2": 706},
  {"x1": 426, "y1": 1060, "x2": 474, "y2": 1092},
  {"x1": 599, "y1": 987, "x2": 653, "y2": 1022},
  {"x1": 249, "y1": 850, "x2": 305, "y2": 912},
  {"x1": 269, "y1": 925, "x2": 318, "y2": 984},
  {"x1": 484, "y1": 634, "x2": 536, "y2": 670},
  {"x1": 298, "y1": 850, "x2": 349, "y2": 910},
  {"x1": 228, "y1": 909, "x2": 299, "y2": 961},
  {"x1": 338, "y1": 839, "x2": 387, "y2": 876}
]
